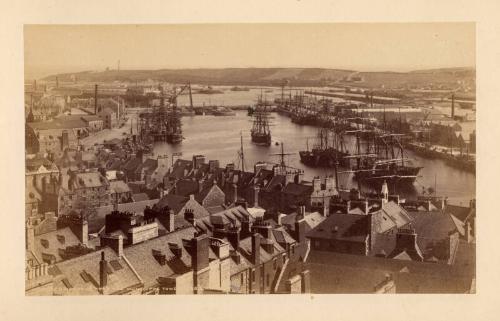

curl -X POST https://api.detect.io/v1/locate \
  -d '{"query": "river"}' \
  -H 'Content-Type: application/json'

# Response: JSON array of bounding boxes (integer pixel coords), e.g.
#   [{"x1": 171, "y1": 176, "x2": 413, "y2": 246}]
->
[{"x1": 151, "y1": 107, "x2": 475, "y2": 205}]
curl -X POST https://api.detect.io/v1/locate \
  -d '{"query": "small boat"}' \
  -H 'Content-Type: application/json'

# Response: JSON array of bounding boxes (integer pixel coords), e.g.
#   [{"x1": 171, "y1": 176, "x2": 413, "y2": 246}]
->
[
  {"x1": 212, "y1": 107, "x2": 236, "y2": 116},
  {"x1": 231, "y1": 86, "x2": 250, "y2": 91},
  {"x1": 197, "y1": 86, "x2": 223, "y2": 94}
]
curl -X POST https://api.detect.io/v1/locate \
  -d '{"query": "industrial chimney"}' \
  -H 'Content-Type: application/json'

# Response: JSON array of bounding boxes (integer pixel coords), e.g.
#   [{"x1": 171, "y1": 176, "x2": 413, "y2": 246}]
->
[{"x1": 94, "y1": 84, "x2": 98, "y2": 115}]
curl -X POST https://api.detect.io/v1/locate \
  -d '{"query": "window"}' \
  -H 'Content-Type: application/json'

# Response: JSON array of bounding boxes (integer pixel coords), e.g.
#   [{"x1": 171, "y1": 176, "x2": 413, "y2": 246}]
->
[
  {"x1": 273, "y1": 258, "x2": 277, "y2": 270},
  {"x1": 251, "y1": 269, "x2": 255, "y2": 282},
  {"x1": 62, "y1": 278, "x2": 73, "y2": 289},
  {"x1": 109, "y1": 260, "x2": 123, "y2": 271},
  {"x1": 266, "y1": 274, "x2": 270, "y2": 286},
  {"x1": 80, "y1": 270, "x2": 91, "y2": 283},
  {"x1": 240, "y1": 274, "x2": 244, "y2": 286}
]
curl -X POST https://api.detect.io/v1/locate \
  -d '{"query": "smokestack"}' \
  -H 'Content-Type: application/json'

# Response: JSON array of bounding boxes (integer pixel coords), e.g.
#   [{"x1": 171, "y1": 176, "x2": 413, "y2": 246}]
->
[
  {"x1": 94, "y1": 84, "x2": 98, "y2": 115},
  {"x1": 451, "y1": 94, "x2": 455, "y2": 118}
]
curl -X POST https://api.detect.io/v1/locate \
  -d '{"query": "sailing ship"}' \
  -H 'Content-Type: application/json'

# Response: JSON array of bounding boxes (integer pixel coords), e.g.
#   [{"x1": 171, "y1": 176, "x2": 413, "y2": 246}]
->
[
  {"x1": 166, "y1": 85, "x2": 190, "y2": 144},
  {"x1": 299, "y1": 127, "x2": 350, "y2": 167},
  {"x1": 250, "y1": 96, "x2": 272, "y2": 146},
  {"x1": 139, "y1": 83, "x2": 191, "y2": 145},
  {"x1": 348, "y1": 132, "x2": 422, "y2": 189}
]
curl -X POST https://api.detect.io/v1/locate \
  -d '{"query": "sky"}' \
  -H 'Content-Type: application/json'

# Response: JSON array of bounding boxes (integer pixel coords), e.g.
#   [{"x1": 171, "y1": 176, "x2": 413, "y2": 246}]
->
[{"x1": 24, "y1": 23, "x2": 475, "y2": 78}]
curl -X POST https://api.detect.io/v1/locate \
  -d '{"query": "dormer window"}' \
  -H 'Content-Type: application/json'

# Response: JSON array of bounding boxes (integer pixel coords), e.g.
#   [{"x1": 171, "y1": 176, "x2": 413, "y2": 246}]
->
[
  {"x1": 40, "y1": 239, "x2": 49, "y2": 248},
  {"x1": 56, "y1": 235, "x2": 65, "y2": 244}
]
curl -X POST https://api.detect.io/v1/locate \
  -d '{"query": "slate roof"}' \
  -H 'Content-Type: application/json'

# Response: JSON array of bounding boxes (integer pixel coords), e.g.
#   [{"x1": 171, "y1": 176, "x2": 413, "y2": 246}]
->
[
  {"x1": 306, "y1": 250, "x2": 475, "y2": 293},
  {"x1": 122, "y1": 227, "x2": 198, "y2": 289},
  {"x1": 195, "y1": 184, "x2": 224, "y2": 204},
  {"x1": 307, "y1": 262, "x2": 393, "y2": 293},
  {"x1": 281, "y1": 212, "x2": 326, "y2": 234},
  {"x1": 34, "y1": 227, "x2": 83, "y2": 263},
  {"x1": 409, "y1": 211, "x2": 459, "y2": 241},
  {"x1": 71, "y1": 172, "x2": 108, "y2": 189},
  {"x1": 175, "y1": 179, "x2": 199, "y2": 197},
  {"x1": 371, "y1": 211, "x2": 460, "y2": 264},
  {"x1": 282, "y1": 183, "x2": 313, "y2": 196},
  {"x1": 166, "y1": 159, "x2": 193, "y2": 180},
  {"x1": 123, "y1": 157, "x2": 143, "y2": 172},
  {"x1": 91, "y1": 199, "x2": 159, "y2": 233},
  {"x1": 155, "y1": 194, "x2": 189, "y2": 214},
  {"x1": 196, "y1": 206, "x2": 252, "y2": 232},
  {"x1": 444, "y1": 204, "x2": 475, "y2": 223},
  {"x1": 52, "y1": 247, "x2": 142, "y2": 295},
  {"x1": 306, "y1": 214, "x2": 369, "y2": 243},
  {"x1": 378, "y1": 201, "x2": 413, "y2": 229}
]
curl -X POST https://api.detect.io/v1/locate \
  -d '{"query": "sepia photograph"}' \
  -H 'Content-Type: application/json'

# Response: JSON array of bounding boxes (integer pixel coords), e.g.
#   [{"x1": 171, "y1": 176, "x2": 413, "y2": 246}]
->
[{"x1": 23, "y1": 23, "x2": 476, "y2": 295}]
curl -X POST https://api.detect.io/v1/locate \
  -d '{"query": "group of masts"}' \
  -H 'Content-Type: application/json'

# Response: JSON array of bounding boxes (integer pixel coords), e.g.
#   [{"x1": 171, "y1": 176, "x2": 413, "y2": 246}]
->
[{"x1": 139, "y1": 83, "x2": 193, "y2": 144}]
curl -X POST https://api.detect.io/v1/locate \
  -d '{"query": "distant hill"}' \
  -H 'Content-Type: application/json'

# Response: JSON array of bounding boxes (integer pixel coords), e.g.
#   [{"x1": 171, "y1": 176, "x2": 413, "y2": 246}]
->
[{"x1": 43, "y1": 67, "x2": 475, "y2": 88}]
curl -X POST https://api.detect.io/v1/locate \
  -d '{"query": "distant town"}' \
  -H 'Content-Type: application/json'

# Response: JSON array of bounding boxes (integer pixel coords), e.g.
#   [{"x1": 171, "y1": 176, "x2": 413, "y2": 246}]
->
[{"x1": 25, "y1": 66, "x2": 475, "y2": 295}]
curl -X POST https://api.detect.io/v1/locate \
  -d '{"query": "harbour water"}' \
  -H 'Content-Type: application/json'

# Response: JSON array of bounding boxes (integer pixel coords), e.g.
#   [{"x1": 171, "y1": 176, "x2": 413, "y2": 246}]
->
[{"x1": 152, "y1": 110, "x2": 475, "y2": 204}]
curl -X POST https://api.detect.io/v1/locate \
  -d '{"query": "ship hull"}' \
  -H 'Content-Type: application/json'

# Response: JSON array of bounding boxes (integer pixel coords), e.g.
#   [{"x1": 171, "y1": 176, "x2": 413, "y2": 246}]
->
[
  {"x1": 299, "y1": 149, "x2": 350, "y2": 168},
  {"x1": 354, "y1": 165, "x2": 422, "y2": 188},
  {"x1": 251, "y1": 133, "x2": 271, "y2": 146},
  {"x1": 167, "y1": 133, "x2": 183, "y2": 144}
]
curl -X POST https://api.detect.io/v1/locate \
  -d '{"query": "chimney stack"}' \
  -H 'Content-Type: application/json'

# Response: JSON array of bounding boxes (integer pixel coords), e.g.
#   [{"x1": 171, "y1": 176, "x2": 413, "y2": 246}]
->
[
  {"x1": 191, "y1": 233, "x2": 209, "y2": 272},
  {"x1": 164, "y1": 207, "x2": 175, "y2": 232},
  {"x1": 253, "y1": 185, "x2": 260, "y2": 208},
  {"x1": 240, "y1": 217, "x2": 252, "y2": 239},
  {"x1": 184, "y1": 208, "x2": 195, "y2": 226},
  {"x1": 101, "y1": 235, "x2": 123, "y2": 258},
  {"x1": 227, "y1": 226, "x2": 240, "y2": 250},
  {"x1": 277, "y1": 213, "x2": 286, "y2": 226},
  {"x1": 99, "y1": 251, "x2": 108, "y2": 291},
  {"x1": 294, "y1": 219, "x2": 306, "y2": 243},
  {"x1": 394, "y1": 227, "x2": 423, "y2": 261},
  {"x1": 323, "y1": 200, "x2": 330, "y2": 217},
  {"x1": 251, "y1": 233, "x2": 261, "y2": 265},
  {"x1": 232, "y1": 183, "x2": 238, "y2": 204},
  {"x1": 26, "y1": 223, "x2": 35, "y2": 251}
]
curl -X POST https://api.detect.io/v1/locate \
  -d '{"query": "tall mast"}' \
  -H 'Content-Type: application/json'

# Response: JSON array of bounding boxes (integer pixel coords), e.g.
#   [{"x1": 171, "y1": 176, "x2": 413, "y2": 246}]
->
[{"x1": 240, "y1": 132, "x2": 245, "y2": 172}]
